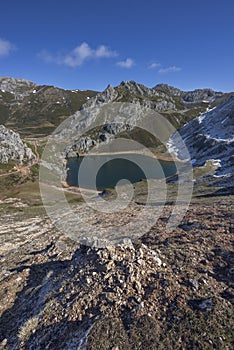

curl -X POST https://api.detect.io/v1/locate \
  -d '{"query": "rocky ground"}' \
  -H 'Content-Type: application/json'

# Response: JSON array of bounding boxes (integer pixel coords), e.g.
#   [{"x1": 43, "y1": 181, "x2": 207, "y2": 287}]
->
[{"x1": 0, "y1": 194, "x2": 233, "y2": 349}]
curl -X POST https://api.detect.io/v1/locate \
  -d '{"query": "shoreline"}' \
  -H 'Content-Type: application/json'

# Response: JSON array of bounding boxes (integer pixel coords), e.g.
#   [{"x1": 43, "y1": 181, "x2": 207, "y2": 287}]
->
[{"x1": 71, "y1": 150, "x2": 178, "y2": 162}]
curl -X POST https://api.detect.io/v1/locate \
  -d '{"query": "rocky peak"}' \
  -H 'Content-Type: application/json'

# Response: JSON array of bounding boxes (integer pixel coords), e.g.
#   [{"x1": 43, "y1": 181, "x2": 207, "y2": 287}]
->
[
  {"x1": 119, "y1": 80, "x2": 154, "y2": 97},
  {"x1": 182, "y1": 88, "x2": 223, "y2": 103},
  {"x1": 81, "y1": 84, "x2": 118, "y2": 110},
  {"x1": 0, "y1": 77, "x2": 37, "y2": 99},
  {"x1": 154, "y1": 83, "x2": 182, "y2": 96}
]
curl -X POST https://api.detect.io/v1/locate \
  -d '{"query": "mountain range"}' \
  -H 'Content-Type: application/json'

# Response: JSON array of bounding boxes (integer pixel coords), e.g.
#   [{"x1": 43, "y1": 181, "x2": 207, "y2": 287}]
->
[
  {"x1": 0, "y1": 76, "x2": 233, "y2": 192},
  {"x1": 1, "y1": 76, "x2": 233, "y2": 137}
]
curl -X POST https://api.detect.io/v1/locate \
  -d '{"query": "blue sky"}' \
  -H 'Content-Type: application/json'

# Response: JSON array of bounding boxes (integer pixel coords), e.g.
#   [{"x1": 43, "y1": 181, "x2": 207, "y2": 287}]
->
[{"x1": 1, "y1": 0, "x2": 234, "y2": 92}]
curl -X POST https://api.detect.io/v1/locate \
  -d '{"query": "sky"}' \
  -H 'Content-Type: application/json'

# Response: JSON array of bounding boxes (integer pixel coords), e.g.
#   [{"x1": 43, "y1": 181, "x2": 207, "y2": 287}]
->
[{"x1": 1, "y1": 0, "x2": 234, "y2": 92}]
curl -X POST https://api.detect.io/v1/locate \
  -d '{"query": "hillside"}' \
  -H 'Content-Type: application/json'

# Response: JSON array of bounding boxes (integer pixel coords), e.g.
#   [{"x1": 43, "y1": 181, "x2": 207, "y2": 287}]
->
[
  {"x1": 56, "y1": 83, "x2": 233, "y2": 158},
  {"x1": 168, "y1": 96, "x2": 234, "y2": 193},
  {"x1": 0, "y1": 77, "x2": 98, "y2": 137},
  {"x1": 0, "y1": 196, "x2": 233, "y2": 349}
]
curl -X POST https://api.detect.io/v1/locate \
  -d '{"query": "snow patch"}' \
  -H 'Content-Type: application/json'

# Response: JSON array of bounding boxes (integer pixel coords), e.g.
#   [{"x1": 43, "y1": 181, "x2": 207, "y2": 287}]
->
[
  {"x1": 221, "y1": 116, "x2": 228, "y2": 124},
  {"x1": 166, "y1": 138, "x2": 178, "y2": 158},
  {"x1": 204, "y1": 134, "x2": 234, "y2": 143},
  {"x1": 209, "y1": 159, "x2": 221, "y2": 167},
  {"x1": 198, "y1": 113, "x2": 206, "y2": 124},
  {"x1": 213, "y1": 173, "x2": 231, "y2": 178}
]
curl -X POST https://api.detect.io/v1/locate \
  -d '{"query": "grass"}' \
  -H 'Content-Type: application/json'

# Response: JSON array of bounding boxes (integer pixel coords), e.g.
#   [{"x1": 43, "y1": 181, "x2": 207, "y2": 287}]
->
[
  {"x1": 2, "y1": 87, "x2": 98, "y2": 137},
  {"x1": 0, "y1": 161, "x2": 16, "y2": 174},
  {"x1": 86, "y1": 307, "x2": 234, "y2": 350}
]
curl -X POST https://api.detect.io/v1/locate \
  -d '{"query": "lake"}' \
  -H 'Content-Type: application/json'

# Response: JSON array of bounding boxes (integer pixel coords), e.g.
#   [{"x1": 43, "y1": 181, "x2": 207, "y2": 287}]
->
[{"x1": 66, "y1": 153, "x2": 177, "y2": 190}]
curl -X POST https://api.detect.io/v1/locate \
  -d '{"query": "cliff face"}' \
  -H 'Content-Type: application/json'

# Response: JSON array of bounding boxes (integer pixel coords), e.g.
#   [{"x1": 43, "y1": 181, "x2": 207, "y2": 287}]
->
[{"x1": 0, "y1": 125, "x2": 34, "y2": 163}]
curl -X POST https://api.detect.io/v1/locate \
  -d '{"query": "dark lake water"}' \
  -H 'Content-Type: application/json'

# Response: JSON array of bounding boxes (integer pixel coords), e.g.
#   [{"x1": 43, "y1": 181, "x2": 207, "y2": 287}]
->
[{"x1": 66, "y1": 153, "x2": 177, "y2": 190}]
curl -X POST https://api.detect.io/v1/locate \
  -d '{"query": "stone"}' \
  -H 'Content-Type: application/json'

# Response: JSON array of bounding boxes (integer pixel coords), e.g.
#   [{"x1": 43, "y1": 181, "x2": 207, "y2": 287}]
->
[
  {"x1": 0, "y1": 125, "x2": 35, "y2": 164},
  {"x1": 189, "y1": 298, "x2": 213, "y2": 311}
]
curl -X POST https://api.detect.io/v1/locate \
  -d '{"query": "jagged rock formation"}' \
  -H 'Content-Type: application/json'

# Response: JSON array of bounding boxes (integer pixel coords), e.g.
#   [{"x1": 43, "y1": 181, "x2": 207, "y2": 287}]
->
[{"x1": 0, "y1": 125, "x2": 34, "y2": 163}]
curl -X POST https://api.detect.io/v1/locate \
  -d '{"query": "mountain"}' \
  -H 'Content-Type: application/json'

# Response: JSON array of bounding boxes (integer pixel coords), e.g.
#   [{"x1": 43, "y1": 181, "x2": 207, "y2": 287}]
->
[
  {"x1": 1, "y1": 77, "x2": 233, "y2": 189},
  {"x1": 1, "y1": 77, "x2": 233, "y2": 139},
  {"x1": 60, "y1": 82, "x2": 234, "y2": 156},
  {"x1": 0, "y1": 77, "x2": 98, "y2": 136},
  {"x1": 168, "y1": 96, "x2": 234, "y2": 191}
]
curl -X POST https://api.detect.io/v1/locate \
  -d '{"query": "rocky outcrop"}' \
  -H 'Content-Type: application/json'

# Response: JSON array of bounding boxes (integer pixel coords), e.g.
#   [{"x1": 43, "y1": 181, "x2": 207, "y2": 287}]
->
[
  {"x1": 0, "y1": 125, "x2": 34, "y2": 163},
  {"x1": 81, "y1": 84, "x2": 118, "y2": 109},
  {"x1": 0, "y1": 77, "x2": 37, "y2": 99},
  {"x1": 154, "y1": 83, "x2": 182, "y2": 96}
]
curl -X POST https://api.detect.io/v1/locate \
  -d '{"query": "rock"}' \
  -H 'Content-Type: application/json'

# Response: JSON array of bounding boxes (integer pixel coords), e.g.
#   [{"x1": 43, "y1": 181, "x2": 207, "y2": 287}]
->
[
  {"x1": 0, "y1": 125, "x2": 35, "y2": 163},
  {"x1": 179, "y1": 221, "x2": 198, "y2": 231},
  {"x1": 189, "y1": 298, "x2": 213, "y2": 311},
  {"x1": 189, "y1": 279, "x2": 199, "y2": 290},
  {"x1": 105, "y1": 260, "x2": 115, "y2": 271},
  {"x1": 0, "y1": 76, "x2": 37, "y2": 98},
  {"x1": 99, "y1": 133, "x2": 107, "y2": 142}
]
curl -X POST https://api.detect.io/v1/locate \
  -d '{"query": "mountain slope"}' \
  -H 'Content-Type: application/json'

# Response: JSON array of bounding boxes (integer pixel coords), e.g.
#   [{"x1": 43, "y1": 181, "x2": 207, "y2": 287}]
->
[
  {"x1": 60, "y1": 82, "x2": 234, "y2": 156},
  {"x1": 0, "y1": 77, "x2": 98, "y2": 136},
  {"x1": 168, "y1": 96, "x2": 234, "y2": 192}
]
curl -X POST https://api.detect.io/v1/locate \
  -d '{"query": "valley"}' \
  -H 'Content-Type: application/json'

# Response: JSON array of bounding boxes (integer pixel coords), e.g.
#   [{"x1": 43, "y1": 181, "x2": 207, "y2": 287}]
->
[{"x1": 0, "y1": 77, "x2": 233, "y2": 349}]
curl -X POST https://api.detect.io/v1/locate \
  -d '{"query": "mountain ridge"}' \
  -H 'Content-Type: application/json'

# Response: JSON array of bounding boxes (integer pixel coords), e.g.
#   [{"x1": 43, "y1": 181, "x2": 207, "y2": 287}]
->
[{"x1": 1, "y1": 76, "x2": 233, "y2": 138}]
